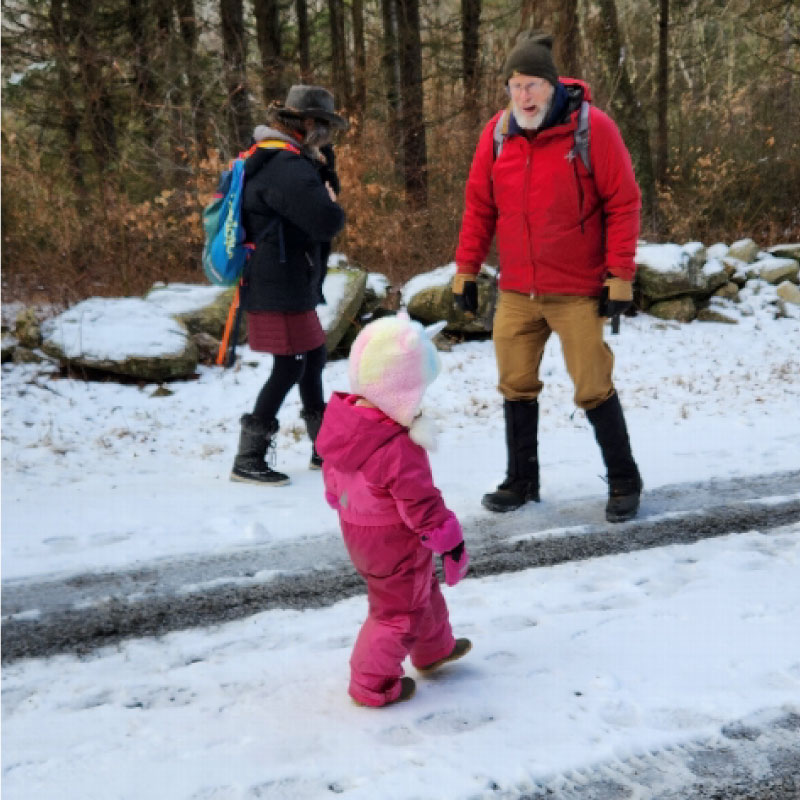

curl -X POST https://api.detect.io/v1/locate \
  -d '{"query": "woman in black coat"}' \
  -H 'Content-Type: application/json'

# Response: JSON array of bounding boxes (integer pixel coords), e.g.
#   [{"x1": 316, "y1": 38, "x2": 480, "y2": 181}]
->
[{"x1": 231, "y1": 85, "x2": 347, "y2": 486}]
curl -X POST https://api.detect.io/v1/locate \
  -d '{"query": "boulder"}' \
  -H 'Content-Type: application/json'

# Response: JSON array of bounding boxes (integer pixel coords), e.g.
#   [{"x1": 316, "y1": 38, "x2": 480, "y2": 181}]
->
[
  {"x1": 2, "y1": 333, "x2": 18, "y2": 363},
  {"x1": 750, "y1": 257, "x2": 800, "y2": 285},
  {"x1": 647, "y1": 296, "x2": 696, "y2": 322},
  {"x1": 636, "y1": 244, "x2": 724, "y2": 301},
  {"x1": 696, "y1": 307, "x2": 738, "y2": 324},
  {"x1": 404, "y1": 263, "x2": 496, "y2": 333},
  {"x1": 713, "y1": 282, "x2": 740, "y2": 301},
  {"x1": 318, "y1": 266, "x2": 368, "y2": 354},
  {"x1": 41, "y1": 297, "x2": 198, "y2": 381},
  {"x1": 14, "y1": 308, "x2": 42, "y2": 349},
  {"x1": 363, "y1": 273, "x2": 392, "y2": 317},
  {"x1": 727, "y1": 238, "x2": 760, "y2": 263},
  {"x1": 767, "y1": 243, "x2": 800, "y2": 260},
  {"x1": 146, "y1": 283, "x2": 245, "y2": 343},
  {"x1": 12, "y1": 346, "x2": 49, "y2": 364},
  {"x1": 777, "y1": 281, "x2": 800, "y2": 306}
]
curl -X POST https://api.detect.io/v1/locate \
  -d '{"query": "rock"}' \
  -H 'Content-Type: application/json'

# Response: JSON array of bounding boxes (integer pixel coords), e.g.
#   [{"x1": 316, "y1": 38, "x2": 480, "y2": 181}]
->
[
  {"x1": 707, "y1": 242, "x2": 729, "y2": 260},
  {"x1": 751, "y1": 257, "x2": 799, "y2": 285},
  {"x1": 318, "y1": 266, "x2": 368, "y2": 354},
  {"x1": 41, "y1": 297, "x2": 198, "y2": 381},
  {"x1": 14, "y1": 308, "x2": 42, "y2": 349},
  {"x1": 776, "y1": 281, "x2": 800, "y2": 306},
  {"x1": 727, "y1": 238, "x2": 760, "y2": 263},
  {"x1": 146, "y1": 283, "x2": 246, "y2": 343},
  {"x1": 150, "y1": 385, "x2": 175, "y2": 397},
  {"x1": 696, "y1": 307, "x2": 738, "y2": 324},
  {"x1": 722, "y1": 257, "x2": 749, "y2": 286},
  {"x1": 12, "y1": 346, "x2": 48, "y2": 364},
  {"x1": 636, "y1": 244, "x2": 724, "y2": 301},
  {"x1": 647, "y1": 296, "x2": 696, "y2": 322},
  {"x1": 767, "y1": 243, "x2": 800, "y2": 260},
  {"x1": 2, "y1": 333, "x2": 19, "y2": 363},
  {"x1": 713, "y1": 282, "x2": 740, "y2": 301},
  {"x1": 191, "y1": 332, "x2": 221, "y2": 364},
  {"x1": 362, "y1": 273, "x2": 392, "y2": 317},
  {"x1": 404, "y1": 263, "x2": 496, "y2": 333}
]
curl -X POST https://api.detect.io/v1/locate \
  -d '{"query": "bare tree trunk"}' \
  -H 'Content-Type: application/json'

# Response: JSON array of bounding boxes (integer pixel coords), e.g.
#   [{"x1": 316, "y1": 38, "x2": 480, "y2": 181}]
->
[
  {"x1": 381, "y1": 0, "x2": 402, "y2": 171},
  {"x1": 69, "y1": 0, "x2": 117, "y2": 178},
  {"x1": 656, "y1": 0, "x2": 669, "y2": 185},
  {"x1": 461, "y1": 0, "x2": 481, "y2": 132},
  {"x1": 220, "y1": 0, "x2": 252, "y2": 152},
  {"x1": 127, "y1": 0, "x2": 159, "y2": 155},
  {"x1": 328, "y1": 0, "x2": 350, "y2": 110},
  {"x1": 254, "y1": 0, "x2": 284, "y2": 105},
  {"x1": 556, "y1": 0, "x2": 580, "y2": 78},
  {"x1": 295, "y1": 0, "x2": 311, "y2": 81},
  {"x1": 49, "y1": 0, "x2": 86, "y2": 196},
  {"x1": 395, "y1": 0, "x2": 427, "y2": 208},
  {"x1": 175, "y1": 0, "x2": 207, "y2": 160},
  {"x1": 594, "y1": 0, "x2": 657, "y2": 229},
  {"x1": 352, "y1": 0, "x2": 367, "y2": 126}
]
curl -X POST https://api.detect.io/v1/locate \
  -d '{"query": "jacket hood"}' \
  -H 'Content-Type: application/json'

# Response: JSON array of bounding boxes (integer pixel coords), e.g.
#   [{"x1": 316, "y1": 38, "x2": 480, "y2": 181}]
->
[{"x1": 316, "y1": 392, "x2": 404, "y2": 472}]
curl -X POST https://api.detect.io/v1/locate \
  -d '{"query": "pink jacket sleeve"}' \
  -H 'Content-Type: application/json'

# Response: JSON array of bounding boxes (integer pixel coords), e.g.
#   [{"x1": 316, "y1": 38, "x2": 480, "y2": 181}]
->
[
  {"x1": 380, "y1": 434, "x2": 461, "y2": 550},
  {"x1": 589, "y1": 108, "x2": 641, "y2": 280},
  {"x1": 453, "y1": 114, "x2": 501, "y2": 273}
]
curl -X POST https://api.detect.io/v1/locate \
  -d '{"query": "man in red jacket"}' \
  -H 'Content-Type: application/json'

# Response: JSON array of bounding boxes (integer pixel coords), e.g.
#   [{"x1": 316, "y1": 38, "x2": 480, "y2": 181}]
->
[{"x1": 452, "y1": 32, "x2": 643, "y2": 523}]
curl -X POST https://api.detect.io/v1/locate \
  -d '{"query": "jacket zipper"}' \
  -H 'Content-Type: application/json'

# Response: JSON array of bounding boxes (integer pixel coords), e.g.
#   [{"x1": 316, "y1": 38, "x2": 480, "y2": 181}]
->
[{"x1": 523, "y1": 142, "x2": 536, "y2": 298}]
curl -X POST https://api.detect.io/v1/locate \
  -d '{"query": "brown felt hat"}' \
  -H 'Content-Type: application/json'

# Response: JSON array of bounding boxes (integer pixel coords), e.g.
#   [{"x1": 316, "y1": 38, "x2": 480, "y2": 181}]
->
[
  {"x1": 275, "y1": 85, "x2": 349, "y2": 130},
  {"x1": 502, "y1": 32, "x2": 559, "y2": 87}
]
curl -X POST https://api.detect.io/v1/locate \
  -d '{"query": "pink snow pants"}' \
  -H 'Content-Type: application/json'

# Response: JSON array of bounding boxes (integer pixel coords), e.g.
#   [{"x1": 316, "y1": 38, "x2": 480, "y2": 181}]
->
[{"x1": 342, "y1": 520, "x2": 456, "y2": 707}]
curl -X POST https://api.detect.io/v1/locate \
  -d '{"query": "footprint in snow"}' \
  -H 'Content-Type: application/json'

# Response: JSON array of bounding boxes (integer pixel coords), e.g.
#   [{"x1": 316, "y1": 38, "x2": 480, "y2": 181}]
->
[
  {"x1": 488, "y1": 614, "x2": 539, "y2": 632},
  {"x1": 414, "y1": 708, "x2": 495, "y2": 735}
]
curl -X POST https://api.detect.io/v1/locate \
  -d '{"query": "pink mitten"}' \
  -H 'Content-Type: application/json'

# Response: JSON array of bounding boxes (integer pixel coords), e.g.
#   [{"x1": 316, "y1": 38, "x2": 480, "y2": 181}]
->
[{"x1": 443, "y1": 542, "x2": 470, "y2": 586}]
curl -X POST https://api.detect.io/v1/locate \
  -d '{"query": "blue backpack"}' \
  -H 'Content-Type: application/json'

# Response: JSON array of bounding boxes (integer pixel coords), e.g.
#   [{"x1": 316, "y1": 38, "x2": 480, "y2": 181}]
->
[{"x1": 202, "y1": 140, "x2": 299, "y2": 287}]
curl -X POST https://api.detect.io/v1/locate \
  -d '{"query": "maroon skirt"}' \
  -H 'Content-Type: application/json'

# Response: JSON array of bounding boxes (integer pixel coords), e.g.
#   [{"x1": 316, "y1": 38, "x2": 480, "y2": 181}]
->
[{"x1": 247, "y1": 310, "x2": 325, "y2": 356}]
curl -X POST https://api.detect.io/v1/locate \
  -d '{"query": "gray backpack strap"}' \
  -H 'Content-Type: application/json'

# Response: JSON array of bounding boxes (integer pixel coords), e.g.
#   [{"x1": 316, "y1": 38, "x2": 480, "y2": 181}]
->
[{"x1": 572, "y1": 99, "x2": 592, "y2": 174}]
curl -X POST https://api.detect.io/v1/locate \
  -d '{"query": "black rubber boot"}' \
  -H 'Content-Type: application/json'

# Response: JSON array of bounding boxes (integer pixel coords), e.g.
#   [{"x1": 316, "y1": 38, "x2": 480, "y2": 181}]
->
[
  {"x1": 300, "y1": 406, "x2": 325, "y2": 470},
  {"x1": 481, "y1": 399, "x2": 541, "y2": 513},
  {"x1": 230, "y1": 414, "x2": 290, "y2": 486},
  {"x1": 586, "y1": 393, "x2": 642, "y2": 523}
]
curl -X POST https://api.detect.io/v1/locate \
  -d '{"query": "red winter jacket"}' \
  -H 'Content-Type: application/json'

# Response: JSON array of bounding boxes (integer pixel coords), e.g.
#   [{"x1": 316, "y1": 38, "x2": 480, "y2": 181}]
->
[{"x1": 454, "y1": 79, "x2": 641, "y2": 297}]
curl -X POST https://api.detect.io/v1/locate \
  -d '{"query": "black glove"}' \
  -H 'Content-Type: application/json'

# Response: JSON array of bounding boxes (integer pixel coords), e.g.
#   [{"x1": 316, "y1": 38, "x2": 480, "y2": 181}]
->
[
  {"x1": 598, "y1": 277, "x2": 633, "y2": 318},
  {"x1": 452, "y1": 273, "x2": 478, "y2": 315}
]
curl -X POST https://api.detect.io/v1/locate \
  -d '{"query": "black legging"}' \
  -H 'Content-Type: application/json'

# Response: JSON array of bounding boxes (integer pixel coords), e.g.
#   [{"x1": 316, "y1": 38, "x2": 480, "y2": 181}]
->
[{"x1": 253, "y1": 344, "x2": 327, "y2": 424}]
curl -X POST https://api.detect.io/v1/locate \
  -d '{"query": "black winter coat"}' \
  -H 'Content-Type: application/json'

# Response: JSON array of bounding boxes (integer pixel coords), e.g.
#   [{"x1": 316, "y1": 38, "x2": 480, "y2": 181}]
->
[{"x1": 241, "y1": 146, "x2": 345, "y2": 313}]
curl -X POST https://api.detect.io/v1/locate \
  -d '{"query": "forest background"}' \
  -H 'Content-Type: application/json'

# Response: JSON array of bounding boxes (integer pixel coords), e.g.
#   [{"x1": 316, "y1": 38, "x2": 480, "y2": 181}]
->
[{"x1": 2, "y1": 0, "x2": 798, "y2": 307}]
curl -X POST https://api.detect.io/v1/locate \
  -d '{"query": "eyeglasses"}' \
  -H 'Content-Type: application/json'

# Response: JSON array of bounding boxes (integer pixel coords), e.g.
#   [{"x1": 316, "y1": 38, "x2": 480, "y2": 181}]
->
[{"x1": 507, "y1": 78, "x2": 549, "y2": 96}]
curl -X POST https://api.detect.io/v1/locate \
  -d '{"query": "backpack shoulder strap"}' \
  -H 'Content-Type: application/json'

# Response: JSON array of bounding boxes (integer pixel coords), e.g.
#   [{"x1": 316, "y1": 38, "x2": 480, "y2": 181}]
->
[
  {"x1": 492, "y1": 107, "x2": 512, "y2": 160},
  {"x1": 572, "y1": 100, "x2": 592, "y2": 174}
]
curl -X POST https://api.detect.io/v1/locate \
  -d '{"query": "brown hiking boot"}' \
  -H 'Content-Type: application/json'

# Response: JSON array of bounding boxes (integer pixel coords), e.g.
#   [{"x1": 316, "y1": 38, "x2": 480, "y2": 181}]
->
[
  {"x1": 352, "y1": 677, "x2": 416, "y2": 707},
  {"x1": 417, "y1": 638, "x2": 472, "y2": 673}
]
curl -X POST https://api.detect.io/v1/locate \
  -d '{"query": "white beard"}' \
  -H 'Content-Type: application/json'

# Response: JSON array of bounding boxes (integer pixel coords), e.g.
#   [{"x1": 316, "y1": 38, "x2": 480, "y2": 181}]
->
[{"x1": 513, "y1": 99, "x2": 551, "y2": 131}]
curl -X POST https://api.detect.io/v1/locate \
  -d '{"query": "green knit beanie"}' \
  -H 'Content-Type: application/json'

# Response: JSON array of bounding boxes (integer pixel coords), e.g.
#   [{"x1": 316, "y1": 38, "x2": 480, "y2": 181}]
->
[{"x1": 503, "y1": 32, "x2": 559, "y2": 86}]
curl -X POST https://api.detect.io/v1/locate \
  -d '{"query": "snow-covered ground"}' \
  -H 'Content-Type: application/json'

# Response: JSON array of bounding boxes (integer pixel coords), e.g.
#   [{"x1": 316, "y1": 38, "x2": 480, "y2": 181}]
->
[{"x1": 2, "y1": 256, "x2": 800, "y2": 798}]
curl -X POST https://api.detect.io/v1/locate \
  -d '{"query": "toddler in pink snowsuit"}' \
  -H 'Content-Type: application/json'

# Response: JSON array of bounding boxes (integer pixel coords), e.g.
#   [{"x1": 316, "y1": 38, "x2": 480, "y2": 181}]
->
[{"x1": 316, "y1": 312, "x2": 471, "y2": 707}]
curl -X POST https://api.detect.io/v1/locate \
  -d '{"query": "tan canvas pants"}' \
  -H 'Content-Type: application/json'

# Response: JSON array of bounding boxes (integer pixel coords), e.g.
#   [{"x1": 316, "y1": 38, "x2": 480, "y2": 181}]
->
[{"x1": 493, "y1": 291, "x2": 616, "y2": 410}]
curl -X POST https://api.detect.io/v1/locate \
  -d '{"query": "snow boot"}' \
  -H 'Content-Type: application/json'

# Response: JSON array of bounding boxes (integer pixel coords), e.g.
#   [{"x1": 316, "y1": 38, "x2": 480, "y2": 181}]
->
[
  {"x1": 482, "y1": 399, "x2": 541, "y2": 513},
  {"x1": 352, "y1": 677, "x2": 416, "y2": 707},
  {"x1": 586, "y1": 393, "x2": 642, "y2": 523},
  {"x1": 300, "y1": 406, "x2": 325, "y2": 470},
  {"x1": 230, "y1": 414, "x2": 290, "y2": 486},
  {"x1": 417, "y1": 638, "x2": 472, "y2": 673}
]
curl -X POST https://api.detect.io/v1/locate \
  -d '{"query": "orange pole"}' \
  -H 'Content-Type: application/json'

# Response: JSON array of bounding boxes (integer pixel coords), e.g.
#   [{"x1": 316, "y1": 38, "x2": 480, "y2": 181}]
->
[{"x1": 216, "y1": 285, "x2": 240, "y2": 366}]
